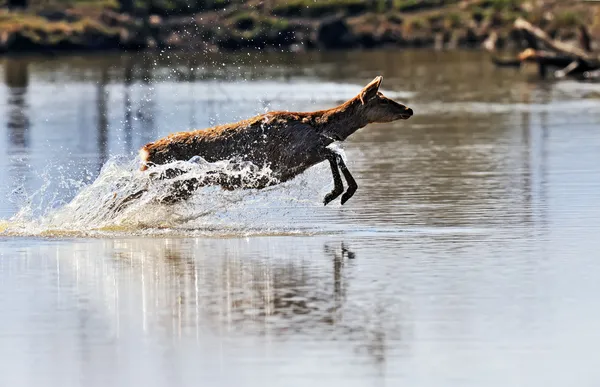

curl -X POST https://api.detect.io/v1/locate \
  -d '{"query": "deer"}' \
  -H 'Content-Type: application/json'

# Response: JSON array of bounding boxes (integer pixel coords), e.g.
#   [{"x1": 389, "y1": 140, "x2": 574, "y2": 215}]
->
[{"x1": 116, "y1": 76, "x2": 412, "y2": 211}]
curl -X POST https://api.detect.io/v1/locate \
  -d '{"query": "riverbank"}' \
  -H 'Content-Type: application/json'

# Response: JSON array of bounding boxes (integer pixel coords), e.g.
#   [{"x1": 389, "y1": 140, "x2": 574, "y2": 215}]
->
[{"x1": 0, "y1": 0, "x2": 598, "y2": 55}]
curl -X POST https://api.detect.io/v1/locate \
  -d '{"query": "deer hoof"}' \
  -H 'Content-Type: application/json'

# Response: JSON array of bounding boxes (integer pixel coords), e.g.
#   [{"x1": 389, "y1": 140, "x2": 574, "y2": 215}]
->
[
  {"x1": 340, "y1": 194, "x2": 351, "y2": 205},
  {"x1": 323, "y1": 192, "x2": 341, "y2": 206},
  {"x1": 340, "y1": 187, "x2": 357, "y2": 205}
]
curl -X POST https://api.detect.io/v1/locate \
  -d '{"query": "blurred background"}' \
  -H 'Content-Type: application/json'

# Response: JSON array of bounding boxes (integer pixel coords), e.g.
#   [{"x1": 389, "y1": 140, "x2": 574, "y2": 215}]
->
[{"x1": 1, "y1": 0, "x2": 600, "y2": 54}]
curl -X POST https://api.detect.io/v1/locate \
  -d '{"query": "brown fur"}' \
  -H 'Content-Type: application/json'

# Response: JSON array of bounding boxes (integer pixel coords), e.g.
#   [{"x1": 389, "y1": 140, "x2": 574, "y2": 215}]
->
[{"x1": 136, "y1": 76, "x2": 413, "y2": 205}]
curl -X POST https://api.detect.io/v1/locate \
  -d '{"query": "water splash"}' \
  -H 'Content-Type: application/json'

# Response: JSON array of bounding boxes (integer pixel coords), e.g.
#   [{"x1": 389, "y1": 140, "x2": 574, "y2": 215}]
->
[{"x1": 1, "y1": 154, "x2": 336, "y2": 238}]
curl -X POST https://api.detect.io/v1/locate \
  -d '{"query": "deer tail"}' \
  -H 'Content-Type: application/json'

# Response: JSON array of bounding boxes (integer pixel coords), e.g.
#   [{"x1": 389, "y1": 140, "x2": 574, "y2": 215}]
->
[{"x1": 139, "y1": 146, "x2": 150, "y2": 171}]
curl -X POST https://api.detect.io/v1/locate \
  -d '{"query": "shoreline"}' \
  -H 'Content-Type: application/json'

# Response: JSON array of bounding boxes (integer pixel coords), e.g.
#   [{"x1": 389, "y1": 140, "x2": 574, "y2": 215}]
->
[{"x1": 0, "y1": 1, "x2": 597, "y2": 57}]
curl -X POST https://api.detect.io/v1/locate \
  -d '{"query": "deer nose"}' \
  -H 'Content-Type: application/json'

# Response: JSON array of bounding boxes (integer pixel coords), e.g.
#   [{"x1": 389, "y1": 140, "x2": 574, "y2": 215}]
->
[{"x1": 405, "y1": 108, "x2": 413, "y2": 116}]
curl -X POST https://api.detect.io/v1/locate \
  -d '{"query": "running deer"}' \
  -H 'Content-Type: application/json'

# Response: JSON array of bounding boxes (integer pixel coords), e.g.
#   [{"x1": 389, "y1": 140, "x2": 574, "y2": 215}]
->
[{"x1": 126, "y1": 76, "x2": 412, "y2": 208}]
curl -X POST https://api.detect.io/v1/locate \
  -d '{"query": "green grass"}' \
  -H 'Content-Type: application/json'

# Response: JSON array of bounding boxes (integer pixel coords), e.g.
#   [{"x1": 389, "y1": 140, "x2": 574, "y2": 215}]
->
[
  {"x1": 553, "y1": 10, "x2": 582, "y2": 29},
  {"x1": 227, "y1": 10, "x2": 289, "y2": 31},
  {"x1": 0, "y1": 8, "x2": 116, "y2": 31},
  {"x1": 388, "y1": 13, "x2": 403, "y2": 24},
  {"x1": 0, "y1": 10, "x2": 120, "y2": 49},
  {"x1": 488, "y1": 0, "x2": 521, "y2": 11},
  {"x1": 403, "y1": 16, "x2": 426, "y2": 34},
  {"x1": 393, "y1": 0, "x2": 449, "y2": 12},
  {"x1": 445, "y1": 11, "x2": 462, "y2": 29},
  {"x1": 0, "y1": 0, "x2": 590, "y2": 52},
  {"x1": 471, "y1": 7, "x2": 484, "y2": 23},
  {"x1": 18, "y1": 0, "x2": 119, "y2": 10},
  {"x1": 15, "y1": 0, "x2": 235, "y2": 15}
]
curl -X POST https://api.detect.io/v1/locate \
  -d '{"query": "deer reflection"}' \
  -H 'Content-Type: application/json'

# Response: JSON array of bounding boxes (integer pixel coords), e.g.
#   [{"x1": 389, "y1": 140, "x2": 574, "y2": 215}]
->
[
  {"x1": 56, "y1": 238, "x2": 400, "y2": 366},
  {"x1": 116, "y1": 240, "x2": 386, "y2": 353},
  {"x1": 325, "y1": 241, "x2": 354, "y2": 310}
]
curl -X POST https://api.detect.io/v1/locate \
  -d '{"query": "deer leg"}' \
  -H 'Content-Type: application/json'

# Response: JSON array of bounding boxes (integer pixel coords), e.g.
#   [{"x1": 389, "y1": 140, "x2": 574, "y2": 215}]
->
[
  {"x1": 158, "y1": 177, "x2": 202, "y2": 204},
  {"x1": 323, "y1": 154, "x2": 344, "y2": 206},
  {"x1": 111, "y1": 157, "x2": 217, "y2": 212},
  {"x1": 110, "y1": 174, "x2": 201, "y2": 212},
  {"x1": 337, "y1": 156, "x2": 358, "y2": 205},
  {"x1": 109, "y1": 188, "x2": 147, "y2": 214}
]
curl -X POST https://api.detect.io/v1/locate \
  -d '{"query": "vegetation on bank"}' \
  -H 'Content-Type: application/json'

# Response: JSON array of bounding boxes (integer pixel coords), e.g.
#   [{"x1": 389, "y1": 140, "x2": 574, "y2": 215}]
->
[{"x1": 0, "y1": 0, "x2": 597, "y2": 54}]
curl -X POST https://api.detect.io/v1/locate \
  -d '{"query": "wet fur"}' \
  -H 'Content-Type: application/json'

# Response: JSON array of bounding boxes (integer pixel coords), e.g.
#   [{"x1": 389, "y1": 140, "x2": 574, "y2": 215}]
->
[{"x1": 131, "y1": 76, "x2": 413, "y2": 207}]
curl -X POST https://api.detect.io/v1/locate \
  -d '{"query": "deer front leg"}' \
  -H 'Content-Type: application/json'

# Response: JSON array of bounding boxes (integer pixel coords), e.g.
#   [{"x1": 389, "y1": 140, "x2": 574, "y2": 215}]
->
[
  {"x1": 337, "y1": 157, "x2": 358, "y2": 205},
  {"x1": 323, "y1": 147, "x2": 358, "y2": 205},
  {"x1": 323, "y1": 153, "x2": 344, "y2": 206}
]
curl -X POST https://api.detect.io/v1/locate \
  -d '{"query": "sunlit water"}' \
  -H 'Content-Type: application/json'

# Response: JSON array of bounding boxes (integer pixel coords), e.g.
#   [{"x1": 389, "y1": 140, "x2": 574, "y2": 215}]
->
[{"x1": 1, "y1": 50, "x2": 600, "y2": 387}]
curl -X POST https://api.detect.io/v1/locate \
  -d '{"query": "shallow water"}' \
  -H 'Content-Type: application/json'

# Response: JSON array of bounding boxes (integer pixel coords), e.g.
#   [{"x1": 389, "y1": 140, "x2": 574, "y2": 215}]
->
[{"x1": 1, "y1": 49, "x2": 600, "y2": 386}]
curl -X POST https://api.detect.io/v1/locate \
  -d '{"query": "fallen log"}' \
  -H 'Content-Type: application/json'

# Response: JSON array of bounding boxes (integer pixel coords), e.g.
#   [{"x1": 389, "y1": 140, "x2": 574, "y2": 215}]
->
[
  {"x1": 517, "y1": 48, "x2": 572, "y2": 78},
  {"x1": 491, "y1": 18, "x2": 600, "y2": 79},
  {"x1": 513, "y1": 18, "x2": 599, "y2": 66},
  {"x1": 483, "y1": 31, "x2": 522, "y2": 67},
  {"x1": 516, "y1": 48, "x2": 600, "y2": 79}
]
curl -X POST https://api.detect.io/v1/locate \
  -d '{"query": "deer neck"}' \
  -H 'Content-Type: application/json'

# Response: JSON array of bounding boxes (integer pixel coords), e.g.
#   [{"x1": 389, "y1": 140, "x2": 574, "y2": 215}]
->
[{"x1": 319, "y1": 98, "x2": 368, "y2": 141}]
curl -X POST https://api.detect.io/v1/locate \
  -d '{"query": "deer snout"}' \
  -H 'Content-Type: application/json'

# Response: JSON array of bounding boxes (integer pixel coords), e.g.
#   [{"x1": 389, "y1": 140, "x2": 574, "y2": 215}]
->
[{"x1": 400, "y1": 107, "x2": 413, "y2": 119}]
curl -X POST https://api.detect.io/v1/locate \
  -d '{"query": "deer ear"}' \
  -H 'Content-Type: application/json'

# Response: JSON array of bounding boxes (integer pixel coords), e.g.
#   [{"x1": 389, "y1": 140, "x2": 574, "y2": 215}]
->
[{"x1": 359, "y1": 76, "x2": 383, "y2": 104}]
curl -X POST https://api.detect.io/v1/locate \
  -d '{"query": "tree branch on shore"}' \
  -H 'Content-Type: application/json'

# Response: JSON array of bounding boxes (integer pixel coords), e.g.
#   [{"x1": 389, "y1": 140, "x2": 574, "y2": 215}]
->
[
  {"x1": 489, "y1": 17, "x2": 600, "y2": 80},
  {"x1": 513, "y1": 18, "x2": 598, "y2": 65}
]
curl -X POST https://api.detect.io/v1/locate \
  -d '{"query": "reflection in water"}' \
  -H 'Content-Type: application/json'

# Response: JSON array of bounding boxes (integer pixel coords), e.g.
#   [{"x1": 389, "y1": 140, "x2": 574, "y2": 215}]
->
[
  {"x1": 537, "y1": 86, "x2": 550, "y2": 230},
  {"x1": 4, "y1": 58, "x2": 30, "y2": 149},
  {"x1": 188, "y1": 57, "x2": 198, "y2": 128},
  {"x1": 96, "y1": 65, "x2": 109, "y2": 171},
  {"x1": 123, "y1": 56, "x2": 134, "y2": 155},
  {"x1": 3, "y1": 58, "x2": 31, "y2": 212},
  {"x1": 104, "y1": 238, "x2": 397, "y2": 363},
  {"x1": 1, "y1": 237, "x2": 409, "y2": 385},
  {"x1": 519, "y1": 83, "x2": 534, "y2": 227},
  {"x1": 33, "y1": 236, "x2": 396, "y2": 369},
  {"x1": 325, "y1": 242, "x2": 354, "y2": 306},
  {"x1": 136, "y1": 57, "x2": 156, "y2": 147},
  {"x1": 519, "y1": 82, "x2": 550, "y2": 231}
]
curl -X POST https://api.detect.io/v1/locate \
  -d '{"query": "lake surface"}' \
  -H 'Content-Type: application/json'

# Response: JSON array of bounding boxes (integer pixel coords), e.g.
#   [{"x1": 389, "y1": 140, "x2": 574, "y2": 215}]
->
[{"x1": 1, "y1": 49, "x2": 600, "y2": 387}]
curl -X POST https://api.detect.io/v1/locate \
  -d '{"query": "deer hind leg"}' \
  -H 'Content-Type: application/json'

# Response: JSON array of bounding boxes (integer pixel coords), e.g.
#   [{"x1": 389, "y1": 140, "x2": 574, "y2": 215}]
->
[
  {"x1": 158, "y1": 168, "x2": 255, "y2": 204},
  {"x1": 109, "y1": 188, "x2": 147, "y2": 214},
  {"x1": 323, "y1": 153, "x2": 344, "y2": 206},
  {"x1": 158, "y1": 176, "x2": 203, "y2": 204},
  {"x1": 149, "y1": 160, "x2": 220, "y2": 204},
  {"x1": 110, "y1": 173, "x2": 201, "y2": 212},
  {"x1": 111, "y1": 158, "x2": 218, "y2": 212}
]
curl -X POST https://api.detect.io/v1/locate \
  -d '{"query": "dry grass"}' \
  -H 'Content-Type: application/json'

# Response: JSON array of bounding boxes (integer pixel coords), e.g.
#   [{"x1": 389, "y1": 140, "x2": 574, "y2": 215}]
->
[{"x1": 0, "y1": 11, "x2": 115, "y2": 34}]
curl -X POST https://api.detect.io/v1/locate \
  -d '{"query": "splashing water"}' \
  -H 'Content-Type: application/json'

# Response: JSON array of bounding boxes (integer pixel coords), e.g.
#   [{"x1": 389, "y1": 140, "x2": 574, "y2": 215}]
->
[{"x1": 1, "y1": 153, "x2": 338, "y2": 238}]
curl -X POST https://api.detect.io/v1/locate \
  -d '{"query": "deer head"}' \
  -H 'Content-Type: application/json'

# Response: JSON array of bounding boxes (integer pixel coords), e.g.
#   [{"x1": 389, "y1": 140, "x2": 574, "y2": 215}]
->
[{"x1": 357, "y1": 76, "x2": 413, "y2": 124}]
